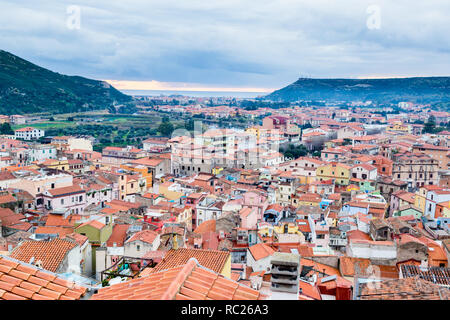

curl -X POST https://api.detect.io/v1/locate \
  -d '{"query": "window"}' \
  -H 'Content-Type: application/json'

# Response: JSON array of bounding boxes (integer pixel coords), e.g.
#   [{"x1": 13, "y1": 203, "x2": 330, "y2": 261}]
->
[{"x1": 136, "y1": 245, "x2": 140, "y2": 251}]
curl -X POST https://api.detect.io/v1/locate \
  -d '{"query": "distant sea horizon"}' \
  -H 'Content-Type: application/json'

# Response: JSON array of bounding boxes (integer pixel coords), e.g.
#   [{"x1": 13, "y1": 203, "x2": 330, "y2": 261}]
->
[{"x1": 121, "y1": 89, "x2": 268, "y2": 98}]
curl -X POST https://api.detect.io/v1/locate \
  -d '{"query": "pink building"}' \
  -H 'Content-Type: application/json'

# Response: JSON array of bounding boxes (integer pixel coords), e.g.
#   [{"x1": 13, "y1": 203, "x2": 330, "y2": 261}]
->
[
  {"x1": 241, "y1": 191, "x2": 269, "y2": 221},
  {"x1": 39, "y1": 185, "x2": 87, "y2": 215},
  {"x1": 240, "y1": 207, "x2": 258, "y2": 229}
]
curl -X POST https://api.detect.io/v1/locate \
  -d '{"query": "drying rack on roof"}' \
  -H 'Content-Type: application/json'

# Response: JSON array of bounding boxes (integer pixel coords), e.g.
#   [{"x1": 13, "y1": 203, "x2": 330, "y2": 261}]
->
[{"x1": 100, "y1": 255, "x2": 156, "y2": 283}]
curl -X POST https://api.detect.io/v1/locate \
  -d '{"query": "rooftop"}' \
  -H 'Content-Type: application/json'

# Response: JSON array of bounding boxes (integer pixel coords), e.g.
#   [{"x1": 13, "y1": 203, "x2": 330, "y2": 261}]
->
[{"x1": 91, "y1": 258, "x2": 262, "y2": 300}]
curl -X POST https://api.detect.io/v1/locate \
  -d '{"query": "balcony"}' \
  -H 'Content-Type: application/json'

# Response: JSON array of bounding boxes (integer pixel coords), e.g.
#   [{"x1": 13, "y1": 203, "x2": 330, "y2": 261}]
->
[
  {"x1": 270, "y1": 282, "x2": 298, "y2": 294},
  {"x1": 329, "y1": 238, "x2": 347, "y2": 246},
  {"x1": 271, "y1": 274, "x2": 298, "y2": 285},
  {"x1": 271, "y1": 265, "x2": 298, "y2": 276}
]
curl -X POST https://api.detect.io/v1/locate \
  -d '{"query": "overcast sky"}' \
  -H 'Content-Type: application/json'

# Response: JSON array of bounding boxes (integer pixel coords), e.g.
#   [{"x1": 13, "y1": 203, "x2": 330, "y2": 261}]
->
[{"x1": 1, "y1": 0, "x2": 449, "y2": 91}]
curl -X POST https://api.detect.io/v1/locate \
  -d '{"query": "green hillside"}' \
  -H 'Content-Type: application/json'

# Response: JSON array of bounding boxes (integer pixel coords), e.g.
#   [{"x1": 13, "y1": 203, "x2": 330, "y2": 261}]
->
[
  {"x1": 266, "y1": 77, "x2": 450, "y2": 104},
  {"x1": 0, "y1": 50, "x2": 132, "y2": 115}
]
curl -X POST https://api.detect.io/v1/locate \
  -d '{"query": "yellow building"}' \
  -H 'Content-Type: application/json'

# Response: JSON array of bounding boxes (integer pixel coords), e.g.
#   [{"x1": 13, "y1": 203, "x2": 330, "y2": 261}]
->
[
  {"x1": 414, "y1": 187, "x2": 429, "y2": 214},
  {"x1": 273, "y1": 223, "x2": 304, "y2": 236},
  {"x1": 273, "y1": 223, "x2": 306, "y2": 243},
  {"x1": 386, "y1": 121, "x2": 411, "y2": 134},
  {"x1": 245, "y1": 126, "x2": 261, "y2": 139},
  {"x1": 258, "y1": 225, "x2": 273, "y2": 237},
  {"x1": 41, "y1": 159, "x2": 69, "y2": 171},
  {"x1": 292, "y1": 192, "x2": 322, "y2": 207},
  {"x1": 120, "y1": 163, "x2": 153, "y2": 188},
  {"x1": 316, "y1": 163, "x2": 351, "y2": 186},
  {"x1": 212, "y1": 167, "x2": 224, "y2": 175}
]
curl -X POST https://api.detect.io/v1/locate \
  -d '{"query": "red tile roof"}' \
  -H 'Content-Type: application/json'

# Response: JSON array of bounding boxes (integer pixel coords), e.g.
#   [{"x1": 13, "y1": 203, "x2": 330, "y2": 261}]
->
[
  {"x1": 91, "y1": 258, "x2": 263, "y2": 300},
  {"x1": 194, "y1": 220, "x2": 216, "y2": 234},
  {"x1": 339, "y1": 257, "x2": 399, "y2": 279},
  {"x1": 248, "y1": 243, "x2": 276, "y2": 261},
  {"x1": 76, "y1": 219, "x2": 105, "y2": 230},
  {"x1": 299, "y1": 280, "x2": 322, "y2": 300},
  {"x1": 359, "y1": 277, "x2": 450, "y2": 300},
  {"x1": 152, "y1": 248, "x2": 230, "y2": 275},
  {"x1": 126, "y1": 229, "x2": 158, "y2": 245},
  {"x1": 0, "y1": 256, "x2": 87, "y2": 300},
  {"x1": 106, "y1": 224, "x2": 129, "y2": 247},
  {"x1": 0, "y1": 194, "x2": 16, "y2": 204},
  {"x1": 10, "y1": 239, "x2": 78, "y2": 273},
  {"x1": 46, "y1": 185, "x2": 84, "y2": 197}
]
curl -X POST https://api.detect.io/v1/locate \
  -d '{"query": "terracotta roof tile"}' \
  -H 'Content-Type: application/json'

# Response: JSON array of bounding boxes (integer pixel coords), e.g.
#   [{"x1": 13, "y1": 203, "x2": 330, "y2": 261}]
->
[
  {"x1": 0, "y1": 256, "x2": 87, "y2": 300},
  {"x1": 91, "y1": 258, "x2": 261, "y2": 300},
  {"x1": 46, "y1": 185, "x2": 84, "y2": 197},
  {"x1": 126, "y1": 229, "x2": 158, "y2": 245},
  {"x1": 76, "y1": 219, "x2": 105, "y2": 230},
  {"x1": 152, "y1": 248, "x2": 230, "y2": 275},
  {"x1": 359, "y1": 277, "x2": 450, "y2": 300},
  {"x1": 248, "y1": 243, "x2": 275, "y2": 261},
  {"x1": 339, "y1": 256, "x2": 398, "y2": 279},
  {"x1": 194, "y1": 220, "x2": 216, "y2": 234},
  {"x1": 10, "y1": 238, "x2": 77, "y2": 273}
]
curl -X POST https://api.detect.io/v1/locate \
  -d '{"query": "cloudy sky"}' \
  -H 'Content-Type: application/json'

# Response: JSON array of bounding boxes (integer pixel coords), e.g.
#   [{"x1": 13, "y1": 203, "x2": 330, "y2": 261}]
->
[{"x1": 1, "y1": 0, "x2": 449, "y2": 92}]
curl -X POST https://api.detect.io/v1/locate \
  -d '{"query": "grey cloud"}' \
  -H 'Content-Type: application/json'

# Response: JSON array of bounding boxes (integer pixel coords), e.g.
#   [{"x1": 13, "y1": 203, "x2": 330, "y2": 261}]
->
[{"x1": 0, "y1": 0, "x2": 449, "y2": 88}]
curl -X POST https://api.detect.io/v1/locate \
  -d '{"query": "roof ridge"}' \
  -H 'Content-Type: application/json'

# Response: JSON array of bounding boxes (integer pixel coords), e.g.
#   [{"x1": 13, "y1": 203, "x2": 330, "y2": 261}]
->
[{"x1": 160, "y1": 257, "x2": 198, "y2": 300}]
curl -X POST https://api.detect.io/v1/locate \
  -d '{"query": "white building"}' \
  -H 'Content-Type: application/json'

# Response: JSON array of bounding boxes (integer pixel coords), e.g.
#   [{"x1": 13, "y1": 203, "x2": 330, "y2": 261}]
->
[
  {"x1": 124, "y1": 230, "x2": 161, "y2": 258},
  {"x1": 14, "y1": 127, "x2": 45, "y2": 140},
  {"x1": 347, "y1": 239, "x2": 397, "y2": 260},
  {"x1": 246, "y1": 243, "x2": 276, "y2": 272},
  {"x1": 27, "y1": 144, "x2": 57, "y2": 162}
]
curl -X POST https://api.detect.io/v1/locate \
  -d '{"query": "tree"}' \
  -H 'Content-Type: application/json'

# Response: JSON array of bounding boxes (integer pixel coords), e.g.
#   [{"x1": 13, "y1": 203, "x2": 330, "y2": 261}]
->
[
  {"x1": 185, "y1": 119, "x2": 195, "y2": 131},
  {"x1": 0, "y1": 123, "x2": 14, "y2": 135},
  {"x1": 301, "y1": 123, "x2": 312, "y2": 130},
  {"x1": 281, "y1": 144, "x2": 308, "y2": 159},
  {"x1": 158, "y1": 121, "x2": 174, "y2": 137},
  {"x1": 424, "y1": 115, "x2": 436, "y2": 133}
]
